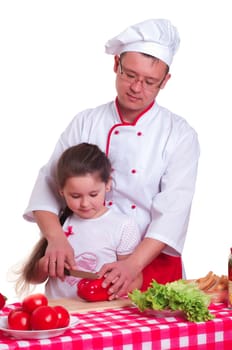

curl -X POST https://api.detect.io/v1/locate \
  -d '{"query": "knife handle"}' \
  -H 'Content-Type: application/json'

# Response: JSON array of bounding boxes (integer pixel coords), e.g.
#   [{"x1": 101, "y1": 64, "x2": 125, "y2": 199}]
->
[{"x1": 64, "y1": 268, "x2": 71, "y2": 276}]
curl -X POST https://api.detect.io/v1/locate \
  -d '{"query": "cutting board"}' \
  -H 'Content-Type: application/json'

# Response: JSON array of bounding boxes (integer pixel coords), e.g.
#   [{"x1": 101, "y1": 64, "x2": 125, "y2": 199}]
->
[{"x1": 48, "y1": 297, "x2": 133, "y2": 314}]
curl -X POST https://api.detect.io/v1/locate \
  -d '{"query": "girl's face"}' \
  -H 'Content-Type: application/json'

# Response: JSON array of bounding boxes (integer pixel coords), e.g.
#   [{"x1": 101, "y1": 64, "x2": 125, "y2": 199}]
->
[{"x1": 60, "y1": 174, "x2": 111, "y2": 219}]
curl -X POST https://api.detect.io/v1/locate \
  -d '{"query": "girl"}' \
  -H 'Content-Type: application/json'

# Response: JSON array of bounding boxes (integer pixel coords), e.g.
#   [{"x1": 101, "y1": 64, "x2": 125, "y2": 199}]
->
[{"x1": 16, "y1": 143, "x2": 142, "y2": 299}]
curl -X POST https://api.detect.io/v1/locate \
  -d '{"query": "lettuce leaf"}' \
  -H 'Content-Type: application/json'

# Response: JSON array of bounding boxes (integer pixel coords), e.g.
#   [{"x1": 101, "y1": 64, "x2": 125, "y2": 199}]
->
[{"x1": 128, "y1": 279, "x2": 214, "y2": 322}]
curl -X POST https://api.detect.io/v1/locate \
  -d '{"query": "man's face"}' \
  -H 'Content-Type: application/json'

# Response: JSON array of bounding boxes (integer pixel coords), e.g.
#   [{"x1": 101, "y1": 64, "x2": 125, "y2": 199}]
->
[{"x1": 114, "y1": 52, "x2": 170, "y2": 121}]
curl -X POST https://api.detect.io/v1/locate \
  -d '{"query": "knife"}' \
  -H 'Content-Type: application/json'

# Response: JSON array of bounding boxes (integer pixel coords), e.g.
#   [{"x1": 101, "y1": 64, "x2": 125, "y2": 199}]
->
[{"x1": 64, "y1": 268, "x2": 99, "y2": 280}]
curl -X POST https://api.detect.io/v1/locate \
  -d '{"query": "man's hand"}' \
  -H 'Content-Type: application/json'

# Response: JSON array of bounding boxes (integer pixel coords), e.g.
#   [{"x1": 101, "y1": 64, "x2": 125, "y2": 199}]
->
[{"x1": 98, "y1": 238, "x2": 166, "y2": 299}]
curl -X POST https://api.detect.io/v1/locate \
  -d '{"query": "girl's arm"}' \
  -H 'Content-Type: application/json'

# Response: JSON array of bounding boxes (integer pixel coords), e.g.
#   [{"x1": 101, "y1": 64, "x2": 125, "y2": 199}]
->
[{"x1": 28, "y1": 256, "x2": 49, "y2": 284}]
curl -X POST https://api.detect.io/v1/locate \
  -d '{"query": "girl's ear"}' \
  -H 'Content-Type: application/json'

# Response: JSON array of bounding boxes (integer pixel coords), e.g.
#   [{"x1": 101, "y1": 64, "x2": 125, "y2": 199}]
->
[
  {"x1": 105, "y1": 178, "x2": 112, "y2": 192},
  {"x1": 59, "y1": 189, "x2": 64, "y2": 197}
]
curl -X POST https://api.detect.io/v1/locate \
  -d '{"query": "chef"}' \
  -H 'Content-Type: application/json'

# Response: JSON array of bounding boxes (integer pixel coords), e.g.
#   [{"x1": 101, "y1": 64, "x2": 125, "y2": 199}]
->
[{"x1": 24, "y1": 18, "x2": 200, "y2": 298}]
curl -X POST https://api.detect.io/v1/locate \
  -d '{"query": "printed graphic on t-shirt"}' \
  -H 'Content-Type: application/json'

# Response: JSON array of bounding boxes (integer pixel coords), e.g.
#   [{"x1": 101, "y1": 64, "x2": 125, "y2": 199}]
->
[{"x1": 64, "y1": 252, "x2": 98, "y2": 286}]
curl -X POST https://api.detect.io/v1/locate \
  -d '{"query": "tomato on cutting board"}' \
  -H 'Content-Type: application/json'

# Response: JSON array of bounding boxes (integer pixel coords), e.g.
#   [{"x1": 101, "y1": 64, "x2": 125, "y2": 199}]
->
[{"x1": 77, "y1": 276, "x2": 110, "y2": 301}]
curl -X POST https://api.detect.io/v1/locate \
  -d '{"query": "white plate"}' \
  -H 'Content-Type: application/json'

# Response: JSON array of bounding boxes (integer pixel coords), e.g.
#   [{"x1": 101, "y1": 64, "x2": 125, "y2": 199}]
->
[
  {"x1": 143, "y1": 309, "x2": 185, "y2": 318},
  {"x1": 0, "y1": 315, "x2": 80, "y2": 339}
]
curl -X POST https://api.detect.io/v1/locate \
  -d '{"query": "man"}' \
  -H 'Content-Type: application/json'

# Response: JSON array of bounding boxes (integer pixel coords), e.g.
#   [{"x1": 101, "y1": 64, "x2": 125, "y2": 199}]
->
[{"x1": 24, "y1": 19, "x2": 200, "y2": 299}]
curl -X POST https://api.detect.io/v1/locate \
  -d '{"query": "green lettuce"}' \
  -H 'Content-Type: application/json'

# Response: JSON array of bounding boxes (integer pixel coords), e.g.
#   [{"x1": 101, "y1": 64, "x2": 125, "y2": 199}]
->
[{"x1": 128, "y1": 279, "x2": 214, "y2": 322}]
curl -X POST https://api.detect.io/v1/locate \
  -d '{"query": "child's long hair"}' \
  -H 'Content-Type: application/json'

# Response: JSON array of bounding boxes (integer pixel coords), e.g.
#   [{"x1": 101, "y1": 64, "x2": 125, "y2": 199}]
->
[{"x1": 15, "y1": 143, "x2": 112, "y2": 296}]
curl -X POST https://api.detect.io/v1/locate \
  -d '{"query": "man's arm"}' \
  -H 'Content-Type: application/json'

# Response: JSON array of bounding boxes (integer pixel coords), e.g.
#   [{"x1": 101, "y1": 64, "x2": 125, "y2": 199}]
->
[{"x1": 99, "y1": 237, "x2": 166, "y2": 297}]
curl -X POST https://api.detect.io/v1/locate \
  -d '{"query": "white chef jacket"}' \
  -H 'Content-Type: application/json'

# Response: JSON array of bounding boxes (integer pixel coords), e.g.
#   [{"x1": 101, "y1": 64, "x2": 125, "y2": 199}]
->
[
  {"x1": 45, "y1": 209, "x2": 141, "y2": 299},
  {"x1": 24, "y1": 99, "x2": 200, "y2": 256}
]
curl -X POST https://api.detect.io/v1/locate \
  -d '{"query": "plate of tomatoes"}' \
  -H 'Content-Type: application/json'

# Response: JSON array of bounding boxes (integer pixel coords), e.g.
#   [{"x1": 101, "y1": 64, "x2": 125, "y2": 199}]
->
[
  {"x1": 0, "y1": 314, "x2": 79, "y2": 339},
  {"x1": 0, "y1": 293, "x2": 80, "y2": 339}
]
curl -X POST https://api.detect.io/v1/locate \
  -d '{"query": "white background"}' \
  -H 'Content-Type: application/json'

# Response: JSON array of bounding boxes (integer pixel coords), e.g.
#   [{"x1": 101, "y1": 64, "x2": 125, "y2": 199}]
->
[{"x1": 0, "y1": 0, "x2": 231, "y2": 302}]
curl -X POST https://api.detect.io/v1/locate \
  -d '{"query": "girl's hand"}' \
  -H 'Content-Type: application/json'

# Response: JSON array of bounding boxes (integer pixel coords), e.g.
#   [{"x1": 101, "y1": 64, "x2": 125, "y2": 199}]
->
[
  {"x1": 33, "y1": 211, "x2": 76, "y2": 279},
  {"x1": 45, "y1": 234, "x2": 76, "y2": 279},
  {"x1": 98, "y1": 259, "x2": 138, "y2": 299}
]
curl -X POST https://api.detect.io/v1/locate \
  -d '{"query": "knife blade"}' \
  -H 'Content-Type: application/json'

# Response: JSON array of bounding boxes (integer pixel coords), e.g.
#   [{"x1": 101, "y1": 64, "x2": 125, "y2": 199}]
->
[{"x1": 64, "y1": 268, "x2": 99, "y2": 280}]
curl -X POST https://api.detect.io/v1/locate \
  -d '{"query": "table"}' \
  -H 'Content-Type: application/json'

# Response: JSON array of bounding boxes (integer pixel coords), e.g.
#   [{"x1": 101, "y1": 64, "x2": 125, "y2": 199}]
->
[{"x1": 0, "y1": 302, "x2": 232, "y2": 349}]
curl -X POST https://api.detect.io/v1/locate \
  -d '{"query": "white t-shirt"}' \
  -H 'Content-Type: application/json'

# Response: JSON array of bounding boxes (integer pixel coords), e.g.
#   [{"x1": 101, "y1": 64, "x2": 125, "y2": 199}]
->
[{"x1": 45, "y1": 209, "x2": 140, "y2": 299}]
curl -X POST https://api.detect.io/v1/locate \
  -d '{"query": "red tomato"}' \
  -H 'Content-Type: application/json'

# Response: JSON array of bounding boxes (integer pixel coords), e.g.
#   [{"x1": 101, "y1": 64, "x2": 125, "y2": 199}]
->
[
  {"x1": 77, "y1": 277, "x2": 110, "y2": 302},
  {"x1": 8, "y1": 308, "x2": 31, "y2": 330},
  {"x1": 78, "y1": 279, "x2": 93, "y2": 295},
  {"x1": 0, "y1": 293, "x2": 7, "y2": 309},
  {"x1": 53, "y1": 305, "x2": 70, "y2": 328},
  {"x1": 22, "y1": 293, "x2": 48, "y2": 313},
  {"x1": 30, "y1": 305, "x2": 59, "y2": 330}
]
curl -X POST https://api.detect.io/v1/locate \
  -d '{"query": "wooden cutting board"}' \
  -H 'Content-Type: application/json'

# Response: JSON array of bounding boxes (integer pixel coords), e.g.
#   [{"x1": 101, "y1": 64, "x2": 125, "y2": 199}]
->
[{"x1": 48, "y1": 297, "x2": 133, "y2": 314}]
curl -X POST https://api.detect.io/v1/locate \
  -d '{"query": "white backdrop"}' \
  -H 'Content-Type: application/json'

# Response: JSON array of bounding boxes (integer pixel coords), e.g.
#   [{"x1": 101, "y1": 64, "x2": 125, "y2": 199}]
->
[{"x1": 0, "y1": 0, "x2": 231, "y2": 302}]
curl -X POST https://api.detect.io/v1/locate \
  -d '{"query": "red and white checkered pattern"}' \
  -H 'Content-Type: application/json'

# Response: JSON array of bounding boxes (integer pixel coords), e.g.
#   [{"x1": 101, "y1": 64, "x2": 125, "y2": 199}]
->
[{"x1": 0, "y1": 303, "x2": 232, "y2": 349}]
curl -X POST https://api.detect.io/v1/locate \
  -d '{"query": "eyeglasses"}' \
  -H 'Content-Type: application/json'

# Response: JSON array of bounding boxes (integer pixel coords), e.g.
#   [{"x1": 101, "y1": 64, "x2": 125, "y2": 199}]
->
[{"x1": 118, "y1": 59, "x2": 166, "y2": 92}]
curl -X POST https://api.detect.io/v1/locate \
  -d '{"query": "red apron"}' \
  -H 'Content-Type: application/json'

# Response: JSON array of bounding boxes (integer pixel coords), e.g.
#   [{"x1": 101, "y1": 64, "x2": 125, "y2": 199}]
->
[{"x1": 141, "y1": 253, "x2": 182, "y2": 291}]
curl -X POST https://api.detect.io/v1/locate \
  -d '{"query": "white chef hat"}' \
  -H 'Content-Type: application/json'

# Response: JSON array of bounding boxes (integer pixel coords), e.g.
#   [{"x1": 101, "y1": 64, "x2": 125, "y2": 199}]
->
[{"x1": 105, "y1": 18, "x2": 180, "y2": 67}]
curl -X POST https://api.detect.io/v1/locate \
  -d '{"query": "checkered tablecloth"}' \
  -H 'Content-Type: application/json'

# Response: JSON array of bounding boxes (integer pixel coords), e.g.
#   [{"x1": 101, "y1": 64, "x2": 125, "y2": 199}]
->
[{"x1": 0, "y1": 303, "x2": 232, "y2": 349}]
